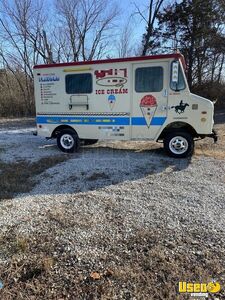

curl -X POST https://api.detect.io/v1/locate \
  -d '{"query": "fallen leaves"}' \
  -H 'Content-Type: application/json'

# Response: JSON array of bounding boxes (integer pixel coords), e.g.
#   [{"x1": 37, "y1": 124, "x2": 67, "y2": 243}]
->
[
  {"x1": 90, "y1": 272, "x2": 101, "y2": 280},
  {"x1": 90, "y1": 269, "x2": 114, "y2": 280}
]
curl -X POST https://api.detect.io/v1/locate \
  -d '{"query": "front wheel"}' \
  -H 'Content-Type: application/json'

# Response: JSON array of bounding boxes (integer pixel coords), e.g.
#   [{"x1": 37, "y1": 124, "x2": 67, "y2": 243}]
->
[
  {"x1": 57, "y1": 129, "x2": 80, "y2": 153},
  {"x1": 164, "y1": 131, "x2": 194, "y2": 158}
]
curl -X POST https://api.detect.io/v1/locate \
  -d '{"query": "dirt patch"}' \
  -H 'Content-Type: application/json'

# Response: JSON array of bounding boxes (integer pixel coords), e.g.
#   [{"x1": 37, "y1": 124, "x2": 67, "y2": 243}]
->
[
  {"x1": 0, "y1": 156, "x2": 70, "y2": 200},
  {"x1": 87, "y1": 172, "x2": 110, "y2": 181}
]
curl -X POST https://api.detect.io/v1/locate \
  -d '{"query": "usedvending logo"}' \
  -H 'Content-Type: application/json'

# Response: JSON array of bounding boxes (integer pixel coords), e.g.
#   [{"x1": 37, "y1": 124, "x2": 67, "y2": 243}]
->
[
  {"x1": 171, "y1": 100, "x2": 189, "y2": 114},
  {"x1": 179, "y1": 281, "x2": 221, "y2": 297}
]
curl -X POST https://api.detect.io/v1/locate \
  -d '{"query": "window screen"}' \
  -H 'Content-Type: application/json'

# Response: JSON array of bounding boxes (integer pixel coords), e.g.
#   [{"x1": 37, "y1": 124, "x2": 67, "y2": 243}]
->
[
  {"x1": 135, "y1": 67, "x2": 163, "y2": 92},
  {"x1": 66, "y1": 73, "x2": 92, "y2": 94}
]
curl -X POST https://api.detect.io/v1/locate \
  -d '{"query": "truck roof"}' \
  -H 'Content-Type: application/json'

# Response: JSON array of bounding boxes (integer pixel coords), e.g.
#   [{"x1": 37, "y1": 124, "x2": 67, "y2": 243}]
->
[{"x1": 33, "y1": 53, "x2": 183, "y2": 69}]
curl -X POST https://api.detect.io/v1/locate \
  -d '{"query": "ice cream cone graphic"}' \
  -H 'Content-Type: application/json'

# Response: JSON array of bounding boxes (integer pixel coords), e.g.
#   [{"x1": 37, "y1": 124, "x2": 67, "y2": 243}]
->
[
  {"x1": 140, "y1": 95, "x2": 157, "y2": 127},
  {"x1": 108, "y1": 94, "x2": 116, "y2": 110}
]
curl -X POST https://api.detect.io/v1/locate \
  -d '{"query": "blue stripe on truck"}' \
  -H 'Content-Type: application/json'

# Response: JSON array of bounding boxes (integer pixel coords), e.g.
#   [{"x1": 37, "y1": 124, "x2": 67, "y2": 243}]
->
[
  {"x1": 131, "y1": 117, "x2": 166, "y2": 126},
  {"x1": 36, "y1": 116, "x2": 166, "y2": 126}
]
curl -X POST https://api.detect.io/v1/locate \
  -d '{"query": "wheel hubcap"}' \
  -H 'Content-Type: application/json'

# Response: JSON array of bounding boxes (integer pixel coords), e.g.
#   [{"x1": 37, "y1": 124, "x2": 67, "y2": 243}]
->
[
  {"x1": 60, "y1": 134, "x2": 74, "y2": 149},
  {"x1": 169, "y1": 136, "x2": 188, "y2": 155}
]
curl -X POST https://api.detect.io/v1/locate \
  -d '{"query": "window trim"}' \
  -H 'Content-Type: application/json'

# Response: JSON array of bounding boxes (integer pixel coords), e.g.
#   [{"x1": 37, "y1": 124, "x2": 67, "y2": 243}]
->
[
  {"x1": 65, "y1": 73, "x2": 93, "y2": 94},
  {"x1": 135, "y1": 66, "x2": 164, "y2": 93}
]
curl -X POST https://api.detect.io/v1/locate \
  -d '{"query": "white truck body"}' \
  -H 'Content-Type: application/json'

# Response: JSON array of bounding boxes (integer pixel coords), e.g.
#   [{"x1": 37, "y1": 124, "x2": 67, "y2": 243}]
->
[{"x1": 33, "y1": 54, "x2": 216, "y2": 157}]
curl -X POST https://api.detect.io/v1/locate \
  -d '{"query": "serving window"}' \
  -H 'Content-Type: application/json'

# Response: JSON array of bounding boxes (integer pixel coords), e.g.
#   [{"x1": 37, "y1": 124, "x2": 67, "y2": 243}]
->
[{"x1": 66, "y1": 73, "x2": 92, "y2": 94}]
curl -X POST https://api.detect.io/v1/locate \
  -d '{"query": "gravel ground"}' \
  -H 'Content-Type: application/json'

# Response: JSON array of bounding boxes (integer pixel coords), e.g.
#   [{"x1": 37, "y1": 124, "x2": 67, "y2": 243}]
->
[
  {"x1": 1, "y1": 153, "x2": 225, "y2": 249},
  {"x1": 0, "y1": 128, "x2": 58, "y2": 163},
  {"x1": 0, "y1": 119, "x2": 225, "y2": 299}
]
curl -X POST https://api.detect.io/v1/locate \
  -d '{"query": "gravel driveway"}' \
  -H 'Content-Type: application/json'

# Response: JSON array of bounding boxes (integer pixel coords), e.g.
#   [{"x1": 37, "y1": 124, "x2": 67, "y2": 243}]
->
[{"x1": 0, "y1": 120, "x2": 225, "y2": 299}]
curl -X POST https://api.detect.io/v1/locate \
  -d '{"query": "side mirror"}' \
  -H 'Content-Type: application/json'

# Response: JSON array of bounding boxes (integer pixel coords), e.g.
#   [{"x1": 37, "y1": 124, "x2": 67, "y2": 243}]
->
[
  {"x1": 170, "y1": 60, "x2": 186, "y2": 91},
  {"x1": 171, "y1": 61, "x2": 179, "y2": 83}
]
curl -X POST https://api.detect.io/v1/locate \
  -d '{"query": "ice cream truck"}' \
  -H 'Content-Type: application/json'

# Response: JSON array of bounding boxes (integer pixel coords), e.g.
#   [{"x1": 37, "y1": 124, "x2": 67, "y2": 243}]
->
[{"x1": 33, "y1": 53, "x2": 217, "y2": 158}]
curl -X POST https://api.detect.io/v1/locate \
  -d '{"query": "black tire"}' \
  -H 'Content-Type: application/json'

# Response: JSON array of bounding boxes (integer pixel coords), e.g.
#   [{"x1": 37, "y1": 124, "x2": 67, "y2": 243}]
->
[
  {"x1": 164, "y1": 131, "x2": 194, "y2": 158},
  {"x1": 57, "y1": 129, "x2": 80, "y2": 153},
  {"x1": 83, "y1": 139, "x2": 98, "y2": 146}
]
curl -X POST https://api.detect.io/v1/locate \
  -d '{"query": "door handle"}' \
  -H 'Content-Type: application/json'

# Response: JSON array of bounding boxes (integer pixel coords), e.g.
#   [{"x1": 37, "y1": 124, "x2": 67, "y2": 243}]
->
[
  {"x1": 163, "y1": 89, "x2": 168, "y2": 97},
  {"x1": 161, "y1": 105, "x2": 168, "y2": 111}
]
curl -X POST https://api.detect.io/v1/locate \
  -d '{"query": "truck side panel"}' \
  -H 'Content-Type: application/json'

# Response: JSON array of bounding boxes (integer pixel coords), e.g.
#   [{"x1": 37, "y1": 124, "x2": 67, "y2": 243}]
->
[{"x1": 34, "y1": 63, "x2": 132, "y2": 140}]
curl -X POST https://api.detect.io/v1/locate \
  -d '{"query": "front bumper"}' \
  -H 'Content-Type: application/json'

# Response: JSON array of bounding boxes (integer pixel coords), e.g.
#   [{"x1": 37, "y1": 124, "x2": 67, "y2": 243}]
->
[{"x1": 205, "y1": 129, "x2": 218, "y2": 143}]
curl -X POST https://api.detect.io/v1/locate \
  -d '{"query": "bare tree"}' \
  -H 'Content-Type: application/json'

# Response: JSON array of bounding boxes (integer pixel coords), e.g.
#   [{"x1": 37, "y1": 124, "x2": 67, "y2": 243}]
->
[
  {"x1": 0, "y1": 0, "x2": 119, "y2": 116},
  {"x1": 55, "y1": 0, "x2": 118, "y2": 61},
  {"x1": 135, "y1": 0, "x2": 164, "y2": 56},
  {"x1": 0, "y1": 0, "x2": 50, "y2": 73},
  {"x1": 0, "y1": 0, "x2": 54, "y2": 115},
  {"x1": 117, "y1": 20, "x2": 134, "y2": 58}
]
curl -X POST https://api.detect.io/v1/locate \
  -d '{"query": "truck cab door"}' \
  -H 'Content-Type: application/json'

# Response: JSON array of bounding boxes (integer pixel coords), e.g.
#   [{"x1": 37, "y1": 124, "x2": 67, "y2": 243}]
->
[{"x1": 131, "y1": 62, "x2": 169, "y2": 140}]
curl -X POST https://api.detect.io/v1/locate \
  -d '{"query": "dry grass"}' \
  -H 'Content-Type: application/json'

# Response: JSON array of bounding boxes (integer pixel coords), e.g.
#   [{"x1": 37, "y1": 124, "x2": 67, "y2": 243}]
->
[
  {"x1": 0, "y1": 156, "x2": 69, "y2": 200},
  {"x1": 0, "y1": 118, "x2": 35, "y2": 129},
  {"x1": 195, "y1": 147, "x2": 225, "y2": 160},
  {"x1": 0, "y1": 226, "x2": 224, "y2": 299},
  {"x1": 194, "y1": 124, "x2": 225, "y2": 160}
]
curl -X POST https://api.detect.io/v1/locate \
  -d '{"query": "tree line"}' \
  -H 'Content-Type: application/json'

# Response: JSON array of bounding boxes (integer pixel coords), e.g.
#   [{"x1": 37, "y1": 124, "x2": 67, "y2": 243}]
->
[{"x1": 0, "y1": 0, "x2": 224, "y2": 117}]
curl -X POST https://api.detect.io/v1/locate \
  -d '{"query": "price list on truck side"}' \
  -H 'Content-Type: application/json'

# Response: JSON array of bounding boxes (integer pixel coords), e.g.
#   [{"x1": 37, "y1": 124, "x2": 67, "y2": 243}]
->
[{"x1": 39, "y1": 74, "x2": 60, "y2": 105}]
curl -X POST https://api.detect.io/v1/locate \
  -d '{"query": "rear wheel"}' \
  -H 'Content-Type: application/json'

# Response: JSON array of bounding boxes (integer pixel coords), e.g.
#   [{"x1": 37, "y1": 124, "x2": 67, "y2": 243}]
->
[
  {"x1": 164, "y1": 131, "x2": 194, "y2": 158},
  {"x1": 57, "y1": 129, "x2": 80, "y2": 153}
]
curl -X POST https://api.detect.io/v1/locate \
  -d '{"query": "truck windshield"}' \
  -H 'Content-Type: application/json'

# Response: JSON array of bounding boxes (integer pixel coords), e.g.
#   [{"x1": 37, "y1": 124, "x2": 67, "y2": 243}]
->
[{"x1": 170, "y1": 62, "x2": 186, "y2": 91}]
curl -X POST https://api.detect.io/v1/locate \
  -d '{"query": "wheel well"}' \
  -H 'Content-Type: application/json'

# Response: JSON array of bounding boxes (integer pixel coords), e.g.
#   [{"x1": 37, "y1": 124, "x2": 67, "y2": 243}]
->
[
  {"x1": 51, "y1": 125, "x2": 77, "y2": 138},
  {"x1": 158, "y1": 122, "x2": 197, "y2": 140}
]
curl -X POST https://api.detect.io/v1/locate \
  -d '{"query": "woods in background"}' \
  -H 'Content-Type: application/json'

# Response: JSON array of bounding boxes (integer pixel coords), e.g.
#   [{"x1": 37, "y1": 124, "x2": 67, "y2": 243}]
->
[{"x1": 0, "y1": 0, "x2": 225, "y2": 117}]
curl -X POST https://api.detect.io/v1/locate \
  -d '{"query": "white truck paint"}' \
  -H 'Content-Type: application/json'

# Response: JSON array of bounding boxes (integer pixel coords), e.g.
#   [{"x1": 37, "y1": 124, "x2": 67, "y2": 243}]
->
[{"x1": 33, "y1": 53, "x2": 217, "y2": 157}]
